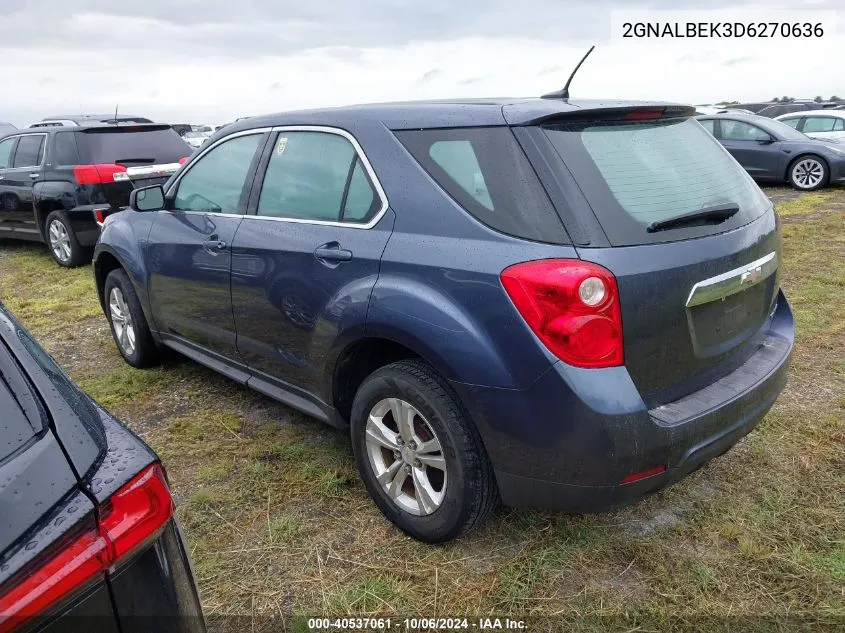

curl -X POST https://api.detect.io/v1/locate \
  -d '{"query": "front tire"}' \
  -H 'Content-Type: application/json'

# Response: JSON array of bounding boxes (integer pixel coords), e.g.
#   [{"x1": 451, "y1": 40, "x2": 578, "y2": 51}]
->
[
  {"x1": 351, "y1": 360, "x2": 498, "y2": 543},
  {"x1": 45, "y1": 210, "x2": 90, "y2": 268},
  {"x1": 788, "y1": 155, "x2": 828, "y2": 191},
  {"x1": 104, "y1": 268, "x2": 160, "y2": 368}
]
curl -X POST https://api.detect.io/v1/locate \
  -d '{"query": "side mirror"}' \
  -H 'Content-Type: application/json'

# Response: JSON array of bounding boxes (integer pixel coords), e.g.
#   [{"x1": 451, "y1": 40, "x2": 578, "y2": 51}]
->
[
  {"x1": 757, "y1": 137, "x2": 775, "y2": 145},
  {"x1": 130, "y1": 185, "x2": 165, "y2": 212}
]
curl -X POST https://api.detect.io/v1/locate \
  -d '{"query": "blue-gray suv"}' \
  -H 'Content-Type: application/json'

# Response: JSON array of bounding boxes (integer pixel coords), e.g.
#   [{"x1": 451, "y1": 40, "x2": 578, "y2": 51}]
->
[{"x1": 93, "y1": 98, "x2": 794, "y2": 542}]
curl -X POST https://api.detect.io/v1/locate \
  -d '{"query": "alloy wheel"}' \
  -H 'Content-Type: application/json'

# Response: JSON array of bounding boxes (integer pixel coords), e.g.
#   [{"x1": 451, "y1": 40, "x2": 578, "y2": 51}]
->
[
  {"x1": 364, "y1": 397, "x2": 447, "y2": 516},
  {"x1": 792, "y1": 158, "x2": 824, "y2": 189},
  {"x1": 48, "y1": 219, "x2": 72, "y2": 263},
  {"x1": 109, "y1": 287, "x2": 137, "y2": 356}
]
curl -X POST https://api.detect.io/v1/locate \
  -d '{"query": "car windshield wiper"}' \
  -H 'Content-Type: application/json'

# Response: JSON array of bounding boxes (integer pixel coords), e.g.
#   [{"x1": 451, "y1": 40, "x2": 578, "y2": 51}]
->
[{"x1": 647, "y1": 203, "x2": 740, "y2": 233}]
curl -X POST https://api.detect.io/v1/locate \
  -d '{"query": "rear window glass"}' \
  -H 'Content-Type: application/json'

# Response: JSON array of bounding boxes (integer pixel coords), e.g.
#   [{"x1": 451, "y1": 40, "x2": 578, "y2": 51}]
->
[
  {"x1": 396, "y1": 127, "x2": 569, "y2": 244},
  {"x1": 543, "y1": 117, "x2": 769, "y2": 246},
  {"x1": 79, "y1": 127, "x2": 190, "y2": 165}
]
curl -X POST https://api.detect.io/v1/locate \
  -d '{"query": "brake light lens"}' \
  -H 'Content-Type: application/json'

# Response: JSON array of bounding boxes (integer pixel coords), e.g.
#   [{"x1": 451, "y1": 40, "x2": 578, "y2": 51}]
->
[
  {"x1": 0, "y1": 465, "x2": 173, "y2": 631},
  {"x1": 623, "y1": 108, "x2": 666, "y2": 121},
  {"x1": 73, "y1": 164, "x2": 127, "y2": 185},
  {"x1": 501, "y1": 259, "x2": 624, "y2": 368}
]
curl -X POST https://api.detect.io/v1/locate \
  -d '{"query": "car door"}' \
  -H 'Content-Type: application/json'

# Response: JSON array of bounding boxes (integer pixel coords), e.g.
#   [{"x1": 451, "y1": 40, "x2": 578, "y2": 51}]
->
[
  {"x1": 801, "y1": 115, "x2": 845, "y2": 140},
  {"x1": 0, "y1": 134, "x2": 45, "y2": 237},
  {"x1": 718, "y1": 120, "x2": 782, "y2": 180},
  {"x1": 146, "y1": 130, "x2": 268, "y2": 362},
  {"x1": 231, "y1": 127, "x2": 393, "y2": 404}
]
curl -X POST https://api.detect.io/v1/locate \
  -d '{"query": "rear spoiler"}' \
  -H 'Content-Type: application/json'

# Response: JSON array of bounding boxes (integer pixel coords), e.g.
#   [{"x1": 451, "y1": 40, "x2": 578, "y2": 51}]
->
[{"x1": 503, "y1": 102, "x2": 697, "y2": 126}]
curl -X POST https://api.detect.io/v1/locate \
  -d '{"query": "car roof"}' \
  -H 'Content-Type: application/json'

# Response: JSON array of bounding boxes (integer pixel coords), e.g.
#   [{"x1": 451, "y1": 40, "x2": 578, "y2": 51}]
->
[
  {"x1": 225, "y1": 98, "x2": 692, "y2": 131},
  {"x1": 775, "y1": 110, "x2": 845, "y2": 119},
  {"x1": 42, "y1": 114, "x2": 151, "y2": 122}
]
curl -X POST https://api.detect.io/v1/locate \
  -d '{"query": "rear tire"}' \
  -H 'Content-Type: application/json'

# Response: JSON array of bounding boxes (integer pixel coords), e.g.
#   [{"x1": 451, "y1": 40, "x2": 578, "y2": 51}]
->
[
  {"x1": 45, "y1": 210, "x2": 90, "y2": 268},
  {"x1": 788, "y1": 155, "x2": 828, "y2": 191},
  {"x1": 104, "y1": 268, "x2": 160, "y2": 368},
  {"x1": 351, "y1": 359, "x2": 498, "y2": 543}
]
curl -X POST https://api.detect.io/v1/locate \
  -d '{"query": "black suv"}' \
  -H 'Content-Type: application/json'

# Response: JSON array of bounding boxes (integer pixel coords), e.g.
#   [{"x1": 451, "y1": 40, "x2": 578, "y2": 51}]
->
[{"x1": 0, "y1": 124, "x2": 191, "y2": 267}]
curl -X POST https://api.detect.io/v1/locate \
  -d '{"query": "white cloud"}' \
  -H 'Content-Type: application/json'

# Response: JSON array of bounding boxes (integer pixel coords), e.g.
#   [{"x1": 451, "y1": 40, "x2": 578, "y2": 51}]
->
[{"x1": 2, "y1": 5, "x2": 844, "y2": 127}]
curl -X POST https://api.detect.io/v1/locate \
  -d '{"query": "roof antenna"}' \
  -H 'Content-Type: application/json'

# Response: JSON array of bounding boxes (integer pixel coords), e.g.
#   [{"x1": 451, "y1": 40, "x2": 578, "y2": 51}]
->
[
  {"x1": 113, "y1": 103, "x2": 119, "y2": 124},
  {"x1": 542, "y1": 45, "x2": 595, "y2": 100}
]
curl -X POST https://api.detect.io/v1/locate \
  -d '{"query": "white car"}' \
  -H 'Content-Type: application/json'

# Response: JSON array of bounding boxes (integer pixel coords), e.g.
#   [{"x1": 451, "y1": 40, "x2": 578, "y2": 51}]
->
[
  {"x1": 775, "y1": 110, "x2": 845, "y2": 141},
  {"x1": 183, "y1": 130, "x2": 211, "y2": 148}
]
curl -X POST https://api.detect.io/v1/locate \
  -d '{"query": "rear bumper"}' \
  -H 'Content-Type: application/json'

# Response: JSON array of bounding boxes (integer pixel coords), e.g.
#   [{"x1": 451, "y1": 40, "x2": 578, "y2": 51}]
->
[
  {"x1": 67, "y1": 206, "x2": 115, "y2": 246},
  {"x1": 455, "y1": 291, "x2": 794, "y2": 512}
]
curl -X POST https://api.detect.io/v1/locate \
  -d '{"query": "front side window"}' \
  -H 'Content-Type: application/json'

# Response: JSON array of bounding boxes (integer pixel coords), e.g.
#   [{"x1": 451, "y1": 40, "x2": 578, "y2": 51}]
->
[
  {"x1": 720, "y1": 121, "x2": 771, "y2": 142},
  {"x1": 803, "y1": 117, "x2": 837, "y2": 133},
  {"x1": 173, "y1": 134, "x2": 263, "y2": 213},
  {"x1": 12, "y1": 135, "x2": 45, "y2": 168},
  {"x1": 257, "y1": 131, "x2": 379, "y2": 223},
  {"x1": 0, "y1": 138, "x2": 15, "y2": 169}
]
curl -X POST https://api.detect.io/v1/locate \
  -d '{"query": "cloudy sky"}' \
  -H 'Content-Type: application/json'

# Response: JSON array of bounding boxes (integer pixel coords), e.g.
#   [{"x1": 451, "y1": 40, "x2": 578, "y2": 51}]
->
[{"x1": 2, "y1": 0, "x2": 843, "y2": 126}]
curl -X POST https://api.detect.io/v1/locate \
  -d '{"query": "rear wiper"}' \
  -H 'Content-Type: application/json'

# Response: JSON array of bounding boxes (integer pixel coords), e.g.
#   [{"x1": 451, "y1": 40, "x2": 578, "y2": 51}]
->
[
  {"x1": 647, "y1": 203, "x2": 739, "y2": 233},
  {"x1": 113, "y1": 157, "x2": 156, "y2": 165}
]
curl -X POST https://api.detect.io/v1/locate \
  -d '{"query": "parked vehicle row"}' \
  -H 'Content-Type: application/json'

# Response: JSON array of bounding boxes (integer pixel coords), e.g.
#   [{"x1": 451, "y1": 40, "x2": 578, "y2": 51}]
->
[
  {"x1": 775, "y1": 110, "x2": 845, "y2": 141},
  {"x1": 697, "y1": 112, "x2": 845, "y2": 190},
  {"x1": 0, "y1": 121, "x2": 191, "y2": 266},
  {"x1": 87, "y1": 98, "x2": 795, "y2": 543}
]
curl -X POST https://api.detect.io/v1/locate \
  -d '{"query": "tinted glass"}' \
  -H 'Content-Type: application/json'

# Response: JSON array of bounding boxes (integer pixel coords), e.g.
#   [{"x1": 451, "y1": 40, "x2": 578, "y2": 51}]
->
[
  {"x1": 720, "y1": 121, "x2": 771, "y2": 141},
  {"x1": 342, "y1": 158, "x2": 379, "y2": 222},
  {"x1": 396, "y1": 127, "x2": 569, "y2": 244},
  {"x1": 257, "y1": 132, "x2": 355, "y2": 221},
  {"x1": 79, "y1": 126, "x2": 190, "y2": 164},
  {"x1": 779, "y1": 117, "x2": 801, "y2": 129},
  {"x1": 765, "y1": 118, "x2": 810, "y2": 141},
  {"x1": 698, "y1": 119, "x2": 716, "y2": 135},
  {"x1": 803, "y1": 117, "x2": 837, "y2": 133},
  {"x1": 174, "y1": 133, "x2": 263, "y2": 213},
  {"x1": 12, "y1": 135, "x2": 44, "y2": 167},
  {"x1": 52, "y1": 132, "x2": 80, "y2": 165},
  {"x1": 0, "y1": 138, "x2": 15, "y2": 168},
  {"x1": 542, "y1": 117, "x2": 768, "y2": 245},
  {"x1": 836, "y1": 119, "x2": 845, "y2": 131}
]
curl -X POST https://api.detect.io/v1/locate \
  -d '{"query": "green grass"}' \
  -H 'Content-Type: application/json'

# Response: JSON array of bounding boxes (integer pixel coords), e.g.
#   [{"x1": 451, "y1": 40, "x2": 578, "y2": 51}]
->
[{"x1": 1, "y1": 186, "x2": 843, "y2": 631}]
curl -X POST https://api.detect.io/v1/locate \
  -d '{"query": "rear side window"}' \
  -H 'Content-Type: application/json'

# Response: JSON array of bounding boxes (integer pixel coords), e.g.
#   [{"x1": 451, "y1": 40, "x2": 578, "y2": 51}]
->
[
  {"x1": 78, "y1": 126, "x2": 190, "y2": 165},
  {"x1": 698, "y1": 119, "x2": 716, "y2": 135},
  {"x1": 803, "y1": 117, "x2": 837, "y2": 133},
  {"x1": 543, "y1": 117, "x2": 768, "y2": 246},
  {"x1": 779, "y1": 117, "x2": 801, "y2": 129},
  {"x1": 52, "y1": 132, "x2": 80, "y2": 165},
  {"x1": 12, "y1": 136, "x2": 45, "y2": 168},
  {"x1": 396, "y1": 127, "x2": 569, "y2": 244}
]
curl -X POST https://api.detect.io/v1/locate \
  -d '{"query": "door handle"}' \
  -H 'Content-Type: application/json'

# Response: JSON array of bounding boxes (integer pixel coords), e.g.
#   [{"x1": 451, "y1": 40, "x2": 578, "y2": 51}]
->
[
  {"x1": 314, "y1": 242, "x2": 353, "y2": 264},
  {"x1": 29, "y1": 173, "x2": 40, "y2": 179},
  {"x1": 203, "y1": 238, "x2": 228, "y2": 253}
]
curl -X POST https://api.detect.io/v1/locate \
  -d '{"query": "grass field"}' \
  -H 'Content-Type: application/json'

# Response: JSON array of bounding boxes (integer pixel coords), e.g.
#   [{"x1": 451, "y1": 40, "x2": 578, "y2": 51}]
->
[{"x1": 0, "y1": 187, "x2": 842, "y2": 632}]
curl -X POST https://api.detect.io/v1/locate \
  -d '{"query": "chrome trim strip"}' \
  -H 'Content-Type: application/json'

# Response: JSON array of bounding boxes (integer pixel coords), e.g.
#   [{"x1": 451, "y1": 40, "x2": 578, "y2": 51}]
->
[
  {"x1": 114, "y1": 163, "x2": 181, "y2": 181},
  {"x1": 165, "y1": 125, "x2": 389, "y2": 230},
  {"x1": 685, "y1": 252, "x2": 778, "y2": 308}
]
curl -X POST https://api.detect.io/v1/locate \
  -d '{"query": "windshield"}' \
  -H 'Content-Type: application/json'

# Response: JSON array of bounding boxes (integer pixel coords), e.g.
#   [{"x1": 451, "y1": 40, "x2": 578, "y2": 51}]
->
[{"x1": 542, "y1": 116, "x2": 770, "y2": 246}]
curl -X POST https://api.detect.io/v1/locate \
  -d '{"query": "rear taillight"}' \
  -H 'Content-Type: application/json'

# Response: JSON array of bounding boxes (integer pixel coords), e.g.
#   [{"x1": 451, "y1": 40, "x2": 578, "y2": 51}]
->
[
  {"x1": 0, "y1": 464, "x2": 173, "y2": 631},
  {"x1": 73, "y1": 164, "x2": 128, "y2": 185},
  {"x1": 178, "y1": 156, "x2": 189, "y2": 165},
  {"x1": 501, "y1": 259, "x2": 624, "y2": 368}
]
